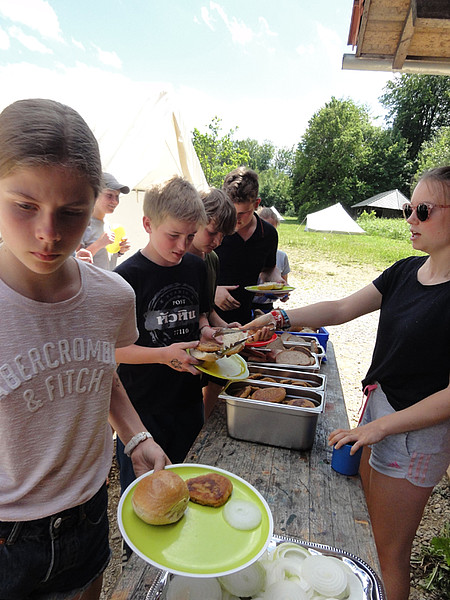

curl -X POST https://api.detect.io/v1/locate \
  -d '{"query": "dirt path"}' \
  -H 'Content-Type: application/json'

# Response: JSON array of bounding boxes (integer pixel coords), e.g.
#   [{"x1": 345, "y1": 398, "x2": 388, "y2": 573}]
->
[{"x1": 102, "y1": 258, "x2": 449, "y2": 600}]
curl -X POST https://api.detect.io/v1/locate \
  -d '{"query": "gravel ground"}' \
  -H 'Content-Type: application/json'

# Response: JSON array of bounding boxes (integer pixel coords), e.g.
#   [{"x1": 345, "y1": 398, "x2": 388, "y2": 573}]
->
[{"x1": 101, "y1": 259, "x2": 449, "y2": 599}]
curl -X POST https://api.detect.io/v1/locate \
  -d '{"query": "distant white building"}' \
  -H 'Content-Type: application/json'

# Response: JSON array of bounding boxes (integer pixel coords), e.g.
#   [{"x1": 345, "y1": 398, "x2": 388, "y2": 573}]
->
[{"x1": 352, "y1": 189, "x2": 410, "y2": 217}]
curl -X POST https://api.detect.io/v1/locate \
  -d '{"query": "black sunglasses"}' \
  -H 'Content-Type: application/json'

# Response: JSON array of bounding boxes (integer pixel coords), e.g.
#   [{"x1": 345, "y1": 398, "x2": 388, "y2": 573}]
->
[{"x1": 402, "y1": 202, "x2": 449, "y2": 222}]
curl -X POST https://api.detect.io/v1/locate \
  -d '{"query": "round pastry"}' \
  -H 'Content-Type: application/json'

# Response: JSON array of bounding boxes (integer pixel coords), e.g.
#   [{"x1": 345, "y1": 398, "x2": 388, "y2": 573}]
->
[
  {"x1": 132, "y1": 470, "x2": 190, "y2": 525},
  {"x1": 250, "y1": 386, "x2": 286, "y2": 403},
  {"x1": 286, "y1": 398, "x2": 316, "y2": 408}
]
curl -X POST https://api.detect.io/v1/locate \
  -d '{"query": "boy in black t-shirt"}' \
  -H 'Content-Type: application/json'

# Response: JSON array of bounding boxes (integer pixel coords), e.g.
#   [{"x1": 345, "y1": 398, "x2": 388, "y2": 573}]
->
[
  {"x1": 215, "y1": 167, "x2": 283, "y2": 324},
  {"x1": 114, "y1": 177, "x2": 217, "y2": 493}
]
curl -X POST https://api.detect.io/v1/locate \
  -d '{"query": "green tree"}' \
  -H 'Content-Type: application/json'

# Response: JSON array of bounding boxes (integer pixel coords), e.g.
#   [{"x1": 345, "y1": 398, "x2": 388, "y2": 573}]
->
[
  {"x1": 234, "y1": 138, "x2": 275, "y2": 172},
  {"x1": 380, "y1": 74, "x2": 450, "y2": 163},
  {"x1": 414, "y1": 127, "x2": 450, "y2": 186},
  {"x1": 291, "y1": 97, "x2": 371, "y2": 221},
  {"x1": 192, "y1": 117, "x2": 250, "y2": 188},
  {"x1": 357, "y1": 128, "x2": 412, "y2": 199},
  {"x1": 258, "y1": 169, "x2": 293, "y2": 215}
]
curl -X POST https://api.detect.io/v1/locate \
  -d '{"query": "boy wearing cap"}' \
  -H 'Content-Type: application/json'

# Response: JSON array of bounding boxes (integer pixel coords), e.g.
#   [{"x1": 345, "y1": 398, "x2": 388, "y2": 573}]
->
[{"x1": 80, "y1": 172, "x2": 131, "y2": 270}]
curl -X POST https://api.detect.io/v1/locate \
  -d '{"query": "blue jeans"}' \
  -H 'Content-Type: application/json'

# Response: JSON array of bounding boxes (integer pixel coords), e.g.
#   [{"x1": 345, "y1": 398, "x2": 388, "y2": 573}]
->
[{"x1": 0, "y1": 484, "x2": 110, "y2": 600}]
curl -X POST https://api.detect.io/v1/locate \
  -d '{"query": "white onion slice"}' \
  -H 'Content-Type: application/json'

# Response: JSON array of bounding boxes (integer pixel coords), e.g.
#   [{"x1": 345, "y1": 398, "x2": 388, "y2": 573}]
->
[
  {"x1": 223, "y1": 499, "x2": 262, "y2": 530},
  {"x1": 218, "y1": 562, "x2": 265, "y2": 597},
  {"x1": 265, "y1": 558, "x2": 305, "y2": 588},
  {"x1": 166, "y1": 575, "x2": 221, "y2": 600},
  {"x1": 263, "y1": 579, "x2": 309, "y2": 600},
  {"x1": 301, "y1": 555, "x2": 348, "y2": 599},
  {"x1": 273, "y1": 542, "x2": 311, "y2": 562}
]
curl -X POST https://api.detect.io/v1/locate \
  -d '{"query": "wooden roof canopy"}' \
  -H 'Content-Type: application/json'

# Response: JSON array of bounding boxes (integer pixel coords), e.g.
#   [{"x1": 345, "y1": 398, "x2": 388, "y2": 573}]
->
[{"x1": 343, "y1": 0, "x2": 450, "y2": 74}]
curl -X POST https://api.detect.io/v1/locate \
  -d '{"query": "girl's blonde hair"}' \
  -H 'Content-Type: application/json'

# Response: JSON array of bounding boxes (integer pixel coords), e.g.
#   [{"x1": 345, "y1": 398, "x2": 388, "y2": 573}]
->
[
  {"x1": 419, "y1": 166, "x2": 450, "y2": 205},
  {"x1": 0, "y1": 98, "x2": 102, "y2": 196},
  {"x1": 143, "y1": 176, "x2": 207, "y2": 226}
]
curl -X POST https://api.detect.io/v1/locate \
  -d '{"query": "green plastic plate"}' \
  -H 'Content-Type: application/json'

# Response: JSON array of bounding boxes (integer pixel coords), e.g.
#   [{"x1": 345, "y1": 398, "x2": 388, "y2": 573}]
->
[{"x1": 117, "y1": 464, "x2": 273, "y2": 577}]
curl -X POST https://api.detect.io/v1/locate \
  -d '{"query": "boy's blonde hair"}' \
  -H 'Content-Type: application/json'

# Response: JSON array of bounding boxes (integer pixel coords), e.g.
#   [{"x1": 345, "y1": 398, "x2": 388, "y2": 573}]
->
[{"x1": 143, "y1": 176, "x2": 207, "y2": 226}]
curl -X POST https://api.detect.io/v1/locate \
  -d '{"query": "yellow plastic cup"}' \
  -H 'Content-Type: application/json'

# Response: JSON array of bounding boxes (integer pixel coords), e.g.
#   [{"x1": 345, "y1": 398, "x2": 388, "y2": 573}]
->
[{"x1": 106, "y1": 226, "x2": 125, "y2": 254}]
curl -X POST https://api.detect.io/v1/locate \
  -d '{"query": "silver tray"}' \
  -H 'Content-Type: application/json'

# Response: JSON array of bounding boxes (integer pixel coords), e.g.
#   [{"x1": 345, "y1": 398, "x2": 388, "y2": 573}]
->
[
  {"x1": 145, "y1": 534, "x2": 385, "y2": 600},
  {"x1": 247, "y1": 364, "x2": 326, "y2": 391}
]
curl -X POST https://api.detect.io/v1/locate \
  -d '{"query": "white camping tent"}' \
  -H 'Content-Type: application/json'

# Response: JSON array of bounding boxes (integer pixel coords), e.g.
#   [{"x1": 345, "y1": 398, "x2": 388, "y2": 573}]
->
[
  {"x1": 97, "y1": 90, "x2": 209, "y2": 252},
  {"x1": 97, "y1": 90, "x2": 208, "y2": 192},
  {"x1": 305, "y1": 203, "x2": 365, "y2": 234},
  {"x1": 270, "y1": 206, "x2": 285, "y2": 221}
]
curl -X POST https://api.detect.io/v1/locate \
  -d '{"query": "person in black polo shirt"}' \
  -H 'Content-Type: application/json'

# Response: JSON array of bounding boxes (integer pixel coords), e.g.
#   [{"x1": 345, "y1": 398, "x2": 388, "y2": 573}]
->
[{"x1": 214, "y1": 167, "x2": 283, "y2": 324}]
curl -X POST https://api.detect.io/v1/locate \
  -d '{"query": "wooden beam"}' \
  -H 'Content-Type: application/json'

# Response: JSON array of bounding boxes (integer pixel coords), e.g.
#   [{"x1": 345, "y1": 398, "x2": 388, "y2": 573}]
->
[
  {"x1": 393, "y1": 1, "x2": 417, "y2": 68},
  {"x1": 356, "y1": 0, "x2": 372, "y2": 57}
]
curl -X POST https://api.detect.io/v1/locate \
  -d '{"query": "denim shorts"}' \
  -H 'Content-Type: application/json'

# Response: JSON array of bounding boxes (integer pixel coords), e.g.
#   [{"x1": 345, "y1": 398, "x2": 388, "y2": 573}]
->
[
  {"x1": 361, "y1": 385, "x2": 450, "y2": 487},
  {"x1": 0, "y1": 484, "x2": 110, "y2": 600}
]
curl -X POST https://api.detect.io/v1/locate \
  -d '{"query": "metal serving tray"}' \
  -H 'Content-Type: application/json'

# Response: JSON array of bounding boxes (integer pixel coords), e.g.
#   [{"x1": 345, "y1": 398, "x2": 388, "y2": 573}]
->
[
  {"x1": 220, "y1": 383, "x2": 324, "y2": 450},
  {"x1": 246, "y1": 364, "x2": 327, "y2": 391},
  {"x1": 224, "y1": 380, "x2": 324, "y2": 408},
  {"x1": 145, "y1": 534, "x2": 385, "y2": 600}
]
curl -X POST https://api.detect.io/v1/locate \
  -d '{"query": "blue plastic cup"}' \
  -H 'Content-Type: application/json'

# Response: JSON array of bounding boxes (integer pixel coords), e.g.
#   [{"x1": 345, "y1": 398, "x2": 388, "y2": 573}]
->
[{"x1": 331, "y1": 442, "x2": 362, "y2": 476}]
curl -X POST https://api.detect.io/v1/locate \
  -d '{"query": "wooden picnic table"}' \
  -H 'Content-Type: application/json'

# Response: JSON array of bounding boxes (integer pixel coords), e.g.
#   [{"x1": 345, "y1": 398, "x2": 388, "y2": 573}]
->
[{"x1": 109, "y1": 342, "x2": 381, "y2": 599}]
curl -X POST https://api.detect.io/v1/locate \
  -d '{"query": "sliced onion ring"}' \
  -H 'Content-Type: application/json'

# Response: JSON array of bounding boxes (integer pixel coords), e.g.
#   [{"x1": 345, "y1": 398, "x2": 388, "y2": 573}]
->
[{"x1": 223, "y1": 499, "x2": 262, "y2": 530}]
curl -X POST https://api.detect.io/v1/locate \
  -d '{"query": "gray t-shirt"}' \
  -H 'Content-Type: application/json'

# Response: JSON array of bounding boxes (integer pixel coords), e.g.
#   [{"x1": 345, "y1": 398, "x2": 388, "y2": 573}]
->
[{"x1": 81, "y1": 217, "x2": 118, "y2": 270}]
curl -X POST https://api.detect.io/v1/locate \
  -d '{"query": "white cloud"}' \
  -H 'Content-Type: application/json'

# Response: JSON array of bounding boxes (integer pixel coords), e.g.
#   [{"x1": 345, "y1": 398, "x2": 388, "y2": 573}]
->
[
  {"x1": 8, "y1": 25, "x2": 53, "y2": 54},
  {"x1": 316, "y1": 22, "x2": 344, "y2": 69},
  {"x1": 0, "y1": 25, "x2": 9, "y2": 50},
  {"x1": 200, "y1": 6, "x2": 215, "y2": 31},
  {"x1": 92, "y1": 44, "x2": 122, "y2": 69},
  {"x1": 258, "y1": 16, "x2": 277, "y2": 38},
  {"x1": 0, "y1": 0, "x2": 63, "y2": 41},
  {"x1": 72, "y1": 37, "x2": 85, "y2": 51},
  {"x1": 209, "y1": 2, "x2": 253, "y2": 45}
]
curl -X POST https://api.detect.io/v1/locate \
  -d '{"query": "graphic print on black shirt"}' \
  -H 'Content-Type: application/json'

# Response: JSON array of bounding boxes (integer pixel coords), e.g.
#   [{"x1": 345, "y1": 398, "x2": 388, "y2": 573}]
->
[{"x1": 144, "y1": 282, "x2": 200, "y2": 346}]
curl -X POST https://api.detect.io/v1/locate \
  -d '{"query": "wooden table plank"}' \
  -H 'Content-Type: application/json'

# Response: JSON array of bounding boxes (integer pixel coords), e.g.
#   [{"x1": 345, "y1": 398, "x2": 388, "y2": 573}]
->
[{"x1": 108, "y1": 342, "x2": 380, "y2": 598}]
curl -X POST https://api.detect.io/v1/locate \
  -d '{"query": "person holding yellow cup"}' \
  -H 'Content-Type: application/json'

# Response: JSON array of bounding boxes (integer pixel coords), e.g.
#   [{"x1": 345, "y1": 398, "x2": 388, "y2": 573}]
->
[{"x1": 79, "y1": 172, "x2": 130, "y2": 270}]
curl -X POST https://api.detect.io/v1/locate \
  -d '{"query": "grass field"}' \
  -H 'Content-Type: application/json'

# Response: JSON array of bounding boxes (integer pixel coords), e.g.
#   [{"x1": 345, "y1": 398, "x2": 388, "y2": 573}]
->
[{"x1": 277, "y1": 216, "x2": 424, "y2": 271}]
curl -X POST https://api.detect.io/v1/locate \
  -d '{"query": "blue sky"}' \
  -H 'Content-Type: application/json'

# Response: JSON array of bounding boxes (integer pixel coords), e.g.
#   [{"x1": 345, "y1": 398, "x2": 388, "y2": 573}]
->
[{"x1": 0, "y1": 0, "x2": 394, "y2": 149}]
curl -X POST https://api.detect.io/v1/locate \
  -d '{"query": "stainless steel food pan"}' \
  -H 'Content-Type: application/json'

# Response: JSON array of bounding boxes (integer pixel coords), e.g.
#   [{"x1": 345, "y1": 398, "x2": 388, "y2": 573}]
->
[
  {"x1": 247, "y1": 364, "x2": 326, "y2": 391},
  {"x1": 220, "y1": 385, "x2": 324, "y2": 450}
]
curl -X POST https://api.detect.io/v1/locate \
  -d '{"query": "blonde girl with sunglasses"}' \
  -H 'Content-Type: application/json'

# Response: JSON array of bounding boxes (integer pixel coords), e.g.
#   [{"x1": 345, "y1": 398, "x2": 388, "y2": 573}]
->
[{"x1": 245, "y1": 166, "x2": 450, "y2": 600}]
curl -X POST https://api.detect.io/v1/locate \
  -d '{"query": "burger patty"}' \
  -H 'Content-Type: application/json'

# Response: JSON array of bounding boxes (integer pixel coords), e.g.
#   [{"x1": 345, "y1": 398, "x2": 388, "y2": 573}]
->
[{"x1": 186, "y1": 472, "x2": 233, "y2": 507}]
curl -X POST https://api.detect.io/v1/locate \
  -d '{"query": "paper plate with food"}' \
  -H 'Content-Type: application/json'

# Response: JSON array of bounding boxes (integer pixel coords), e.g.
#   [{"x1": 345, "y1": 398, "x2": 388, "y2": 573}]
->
[
  {"x1": 245, "y1": 282, "x2": 295, "y2": 297},
  {"x1": 117, "y1": 464, "x2": 273, "y2": 577}
]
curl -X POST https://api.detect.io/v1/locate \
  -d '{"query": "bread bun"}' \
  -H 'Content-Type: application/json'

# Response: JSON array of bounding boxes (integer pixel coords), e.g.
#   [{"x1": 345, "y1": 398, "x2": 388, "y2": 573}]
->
[
  {"x1": 132, "y1": 470, "x2": 190, "y2": 525},
  {"x1": 191, "y1": 330, "x2": 247, "y2": 363},
  {"x1": 190, "y1": 341, "x2": 223, "y2": 362},
  {"x1": 257, "y1": 281, "x2": 284, "y2": 290}
]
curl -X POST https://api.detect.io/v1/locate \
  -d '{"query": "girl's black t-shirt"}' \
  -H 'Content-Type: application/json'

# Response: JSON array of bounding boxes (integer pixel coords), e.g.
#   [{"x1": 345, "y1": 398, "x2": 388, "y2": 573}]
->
[{"x1": 363, "y1": 256, "x2": 450, "y2": 411}]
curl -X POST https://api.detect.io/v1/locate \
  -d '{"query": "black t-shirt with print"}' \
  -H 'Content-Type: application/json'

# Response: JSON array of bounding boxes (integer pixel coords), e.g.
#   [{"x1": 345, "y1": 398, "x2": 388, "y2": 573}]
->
[{"x1": 115, "y1": 251, "x2": 209, "y2": 416}]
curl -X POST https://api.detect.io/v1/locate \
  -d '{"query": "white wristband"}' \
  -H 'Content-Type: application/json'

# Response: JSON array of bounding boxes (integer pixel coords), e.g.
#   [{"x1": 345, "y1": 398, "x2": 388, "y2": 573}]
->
[{"x1": 124, "y1": 431, "x2": 153, "y2": 457}]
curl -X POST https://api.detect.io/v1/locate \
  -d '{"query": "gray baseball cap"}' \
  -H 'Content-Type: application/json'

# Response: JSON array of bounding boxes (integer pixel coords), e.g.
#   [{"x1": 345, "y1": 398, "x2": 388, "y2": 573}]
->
[{"x1": 102, "y1": 172, "x2": 130, "y2": 194}]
